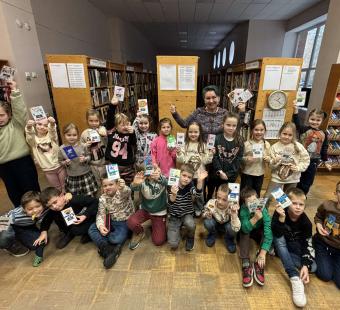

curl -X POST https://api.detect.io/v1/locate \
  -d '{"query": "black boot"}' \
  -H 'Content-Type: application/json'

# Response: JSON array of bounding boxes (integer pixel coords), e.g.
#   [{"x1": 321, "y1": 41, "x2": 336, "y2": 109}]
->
[
  {"x1": 103, "y1": 244, "x2": 122, "y2": 269},
  {"x1": 98, "y1": 244, "x2": 111, "y2": 258}
]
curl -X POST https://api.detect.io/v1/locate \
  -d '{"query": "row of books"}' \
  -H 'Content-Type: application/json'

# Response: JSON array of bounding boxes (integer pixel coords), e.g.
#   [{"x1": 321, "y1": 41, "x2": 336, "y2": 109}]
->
[
  {"x1": 326, "y1": 127, "x2": 340, "y2": 140},
  {"x1": 328, "y1": 141, "x2": 340, "y2": 155},
  {"x1": 89, "y1": 69, "x2": 109, "y2": 88},
  {"x1": 91, "y1": 88, "x2": 110, "y2": 107},
  {"x1": 330, "y1": 111, "x2": 340, "y2": 120},
  {"x1": 97, "y1": 105, "x2": 109, "y2": 123},
  {"x1": 245, "y1": 72, "x2": 260, "y2": 91},
  {"x1": 111, "y1": 71, "x2": 123, "y2": 85}
]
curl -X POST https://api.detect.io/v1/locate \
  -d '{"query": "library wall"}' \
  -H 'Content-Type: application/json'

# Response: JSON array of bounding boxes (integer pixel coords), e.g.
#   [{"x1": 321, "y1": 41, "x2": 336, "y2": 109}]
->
[
  {"x1": 246, "y1": 20, "x2": 286, "y2": 61},
  {"x1": 31, "y1": 0, "x2": 112, "y2": 60},
  {"x1": 0, "y1": 0, "x2": 51, "y2": 114}
]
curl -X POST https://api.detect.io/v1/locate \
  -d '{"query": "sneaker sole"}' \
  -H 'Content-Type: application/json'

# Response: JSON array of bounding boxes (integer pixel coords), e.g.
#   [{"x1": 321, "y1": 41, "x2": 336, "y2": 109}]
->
[
  {"x1": 129, "y1": 242, "x2": 141, "y2": 250},
  {"x1": 253, "y1": 267, "x2": 265, "y2": 286},
  {"x1": 243, "y1": 277, "x2": 254, "y2": 288},
  {"x1": 4, "y1": 249, "x2": 30, "y2": 257}
]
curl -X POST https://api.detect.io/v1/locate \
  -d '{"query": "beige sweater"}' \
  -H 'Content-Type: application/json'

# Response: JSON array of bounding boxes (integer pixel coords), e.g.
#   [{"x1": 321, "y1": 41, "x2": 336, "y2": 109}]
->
[
  {"x1": 269, "y1": 141, "x2": 310, "y2": 184},
  {"x1": 242, "y1": 139, "x2": 271, "y2": 176},
  {"x1": 0, "y1": 90, "x2": 30, "y2": 164},
  {"x1": 25, "y1": 123, "x2": 60, "y2": 171}
]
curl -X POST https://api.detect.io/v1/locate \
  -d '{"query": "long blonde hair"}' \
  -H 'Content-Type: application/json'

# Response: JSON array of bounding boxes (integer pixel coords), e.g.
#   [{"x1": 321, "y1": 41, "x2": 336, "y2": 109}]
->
[{"x1": 278, "y1": 122, "x2": 300, "y2": 154}]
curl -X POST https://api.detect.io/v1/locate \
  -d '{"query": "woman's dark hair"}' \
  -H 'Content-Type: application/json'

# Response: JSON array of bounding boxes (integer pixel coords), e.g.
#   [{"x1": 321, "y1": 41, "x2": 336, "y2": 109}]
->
[
  {"x1": 185, "y1": 121, "x2": 205, "y2": 154},
  {"x1": 222, "y1": 112, "x2": 244, "y2": 147},
  {"x1": 202, "y1": 85, "x2": 220, "y2": 99}
]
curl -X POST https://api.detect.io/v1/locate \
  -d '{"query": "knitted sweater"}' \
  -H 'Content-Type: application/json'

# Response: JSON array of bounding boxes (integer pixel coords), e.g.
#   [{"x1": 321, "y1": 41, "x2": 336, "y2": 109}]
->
[
  {"x1": 269, "y1": 141, "x2": 310, "y2": 184},
  {"x1": 25, "y1": 123, "x2": 60, "y2": 171},
  {"x1": 80, "y1": 127, "x2": 107, "y2": 165},
  {"x1": 0, "y1": 90, "x2": 30, "y2": 164}
]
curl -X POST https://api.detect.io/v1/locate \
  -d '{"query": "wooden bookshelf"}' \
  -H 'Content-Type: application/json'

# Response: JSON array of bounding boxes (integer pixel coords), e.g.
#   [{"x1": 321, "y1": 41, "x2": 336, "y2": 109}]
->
[
  {"x1": 320, "y1": 64, "x2": 340, "y2": 170},
  {"x1": 45, "y1": 55, "x2": 158, "y2": 139}
]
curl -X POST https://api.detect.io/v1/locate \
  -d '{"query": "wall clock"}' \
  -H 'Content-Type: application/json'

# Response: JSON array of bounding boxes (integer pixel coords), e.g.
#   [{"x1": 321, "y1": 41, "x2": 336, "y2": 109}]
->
[{"x1": 268, "y1": 90, "x2": 287, "y2": 110}]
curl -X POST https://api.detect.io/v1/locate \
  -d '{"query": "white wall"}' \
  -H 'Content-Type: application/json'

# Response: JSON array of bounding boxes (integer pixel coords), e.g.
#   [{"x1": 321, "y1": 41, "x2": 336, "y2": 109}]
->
[
  {"x1": 0, "y1": 0, "x2": 51, "y2": 114},
  {"x1": 246, "y1": 20, "x2": 286, "y2": 61},
  {"x1": 31, "y1": 0, "x2": 112, "y2": 60}
]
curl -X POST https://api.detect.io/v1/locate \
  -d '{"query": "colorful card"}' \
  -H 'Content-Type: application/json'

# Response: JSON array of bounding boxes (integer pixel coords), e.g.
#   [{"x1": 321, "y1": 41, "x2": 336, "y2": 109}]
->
[
  {"x1": 144, "y1": 155, "x2": 153, "y2": 176},
  {"x1": 63, "y1": 146, "x2": 78, "y2": 160},
  {"x1": 167, "y1": 135, "x2": 176, "y2": 149},
  {"x1": 168, "y1": 168, "x2": 180, "y2": 186},
  {"x1": 113, "y1": 86, "x2": 125, "y2": 102},
  {"x1": 138, "y1": 99, "x2": 149, "y2": 114},
  {"x1": 106, "y1": 164, "x2": 120, "y2": 180},
  {"x1": 252, "y1": 144, "x2": 263, "y2": 158},
  {"x1": 228, "y1": 183, "x2": 240, "y2": 203},
  {"x1": 207, "y1": 134, "x2": 216, "y2": 150},
  {"x1": 240, "y1": 89, "x2": 253, "y2": 103},
  {"x1": 271, "y1": 188, "x2": 291, "y2": 209},
  {"x1": 296, "y1": 90, "x2": 307, "y2": 106},
  {"x1": 0, "y1": 215, "x2": 10, "y2": 232},
  {"x1": 89, "y1": 129, "x2": 101, "y2": 143},
  {"x1": 61, "y1": 207, "x2": 77, "y2": 226},
  {"x1": 176, "y1": 133, "x2": 185, "y2": 147},
  {"x1": 0, "y1": 65, "x2": 16, "y2": 81},
  {"x1": 30, "y1": 106, "x2": 47, "y2": 121},
  {"x1": 325, "y1": 214, "x2": 336, "y2": 234}
]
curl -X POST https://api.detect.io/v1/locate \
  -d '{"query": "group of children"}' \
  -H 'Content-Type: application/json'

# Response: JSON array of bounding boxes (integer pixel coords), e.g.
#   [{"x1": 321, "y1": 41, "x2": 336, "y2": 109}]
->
[{"x1": 0, "y1": 84, "x2": 339, "y2": 308}]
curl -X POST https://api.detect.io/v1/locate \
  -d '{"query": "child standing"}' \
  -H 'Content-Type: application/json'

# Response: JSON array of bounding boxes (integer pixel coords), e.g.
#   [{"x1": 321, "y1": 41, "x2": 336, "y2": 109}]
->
[
  {"x1": 203, "y1": 184, "x2": 240, "y2": 253},
  {"x1": 239, "y1": 187, "x2": 273, "y2": 287},
  {"x1": 293, "y1": 106, "x2": 331, "y2": 194},
  {"x1": 167, "y1": 164, "x2": 207, "y2": 251},
  {"x1": 1, "y1": 191, "x2": 48, "y2": 266},
  {"x1": 88, "y1": 177, "x2": 134, "y2": 269},
  {"x1": 26, "y1": 116, "x2": 66, "y2": 192},
  {"x1": 272, "y1": 188, "x2": 316, "y2": 307},
  {"x1": 59, "y1": 123, "x2": 98, "y2": 196},
  {"x1": 128, "y1": 168, "x2": 168, "y2": 249},
  {"x1": 151, "y1": 118, "x2": 176, "y2": 178},
  {"x1": 265, "y1": 122, "x2": 310, "y2": 197},
  {"x1": 313, "y1": 180, "x2": 340, "y2": 289},
  {"x1": 209, "y1": 112, "x2": 244, "y2": 199},
  {"x1": 40, "y1": 187, "x2": 98, "y2": 249},
  {"x1": 105, "y1": 113, "x2": 136, "y2": 185},
  {"x1": 80, "y1": 109, "x2": 107, "y2": 185},
  {"x1": 133, "y1": 113, "x2": 157, "y2": 167},
  {"x1": 241, "y1": 119, "x2": 271, "y2": 197}
]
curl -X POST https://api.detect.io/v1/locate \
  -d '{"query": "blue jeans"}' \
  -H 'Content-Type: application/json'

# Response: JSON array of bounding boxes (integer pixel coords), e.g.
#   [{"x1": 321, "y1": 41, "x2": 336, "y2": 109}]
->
[
  {"x1": 274, "y1": 236, "x2": 316, "y2": 278},
  {"x1": 12, "y1": 225, "x2": 45, "y2": 257},
  {"x1": 88, "y1": 221, "x2": 129, "y2": 249},
  {"x1": 203, "y1": 218, "x2": 236, "y2": 240},
  {"x1": 314, "y1": 235, "x2": 340, "y2": 289}
]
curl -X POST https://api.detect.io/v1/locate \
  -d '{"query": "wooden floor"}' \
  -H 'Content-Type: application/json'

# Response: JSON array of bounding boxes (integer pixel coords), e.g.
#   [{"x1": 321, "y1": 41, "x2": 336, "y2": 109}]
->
[{"x1": 0, "y1": 172, "x2": 339, "y2": 309}]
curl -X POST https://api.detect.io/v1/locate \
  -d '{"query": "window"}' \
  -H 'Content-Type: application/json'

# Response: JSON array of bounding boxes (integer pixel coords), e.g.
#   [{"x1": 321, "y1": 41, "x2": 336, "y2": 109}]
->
[
  {"x1": 295, "y1": 24, "x2": 325, "y2": 88},
  {"x1": 213, "y1": 54, "x2": 216, "y2": 69},
  {"x1": 229, "y1": 41, "x2": 235, "y2": 64},
  {"x1": 222, "y1": 47, "x2": 226, "y2": 67},
  {"x1": 217, "y1": 51, "x2": 221, "y2": 68}
]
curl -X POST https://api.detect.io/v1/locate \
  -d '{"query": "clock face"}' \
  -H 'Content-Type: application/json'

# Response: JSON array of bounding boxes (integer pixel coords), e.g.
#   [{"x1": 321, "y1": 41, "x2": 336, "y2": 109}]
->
[{"x1": 268, "y1": 91, "x2": 287, "y2": 110}]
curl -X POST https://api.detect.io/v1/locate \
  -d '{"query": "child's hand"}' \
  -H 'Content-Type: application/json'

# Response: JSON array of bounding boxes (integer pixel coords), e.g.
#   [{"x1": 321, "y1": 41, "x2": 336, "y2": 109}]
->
[
  {"x1": 256, "y1": 252, "x2": 266, "y2": 268},
  {"x1": 176, "y1": 146, "x2": 182, "y2": 154},
  {"x1": 263, "y1": 155, "x2": 271, "y2": 163},
  {"x1": 133, "y1": 172, "x2": 144, "y2": 185},
  {"x1": 300, "y1": 266, "x2": 310, "y2": 284},
  {"x1": 246, "y1": 155, "x2": 256, "y2": 162},
  {"x1": 7, "y1": 80, "x2": 17, "y2": 91},
  {"x1": 99, "y1": 225, "x2": 109, "y2": 236},
  {"x1": 111, "y1": 96, "x2": 119, "y2": 105},
  {"x1": 230, "y1": 203, "x2": 240, "y2": 214},
  {"x1": 316, "y1": 223, "x2": 329, "y2": 236},
  {"x1": 33, "y1": 231, "x2": 48, "y2": 246},
  {"x1": 79, "y1": 155, "x2": 86, "y2": 163},
  {"x1": 170, "y1": 104, "x2": 176, "y2": 114},
  {"x1": 219, "y1": 171, "x2": 228, "y2": 180},
  {"x1": 117, "y1": 178, "x2": 126, "y2": 190},
  {"x1": 98, "y1": 127, "x2": 107, "y2": 137},
  {"x1": 275, "y1": 205, "x2": 286, "y2": 218},
  {"x1": 254, "y1": 209, "x2": 263, "y2": 221},
  {"x1": 197, "y1": 169, "x2": 208, "y2": 181},
  {"x1": 289, "y1": 164, "x2": 298, "y2": 172},
  {"x1": 237, "y1": 102, "x2": 246, "y2": 112},
  {"x1": 48, "y1": 116, "x2": 56, "y2": 124},
  {"x1": 27, "y1": 120, "x2": 35, "y2": 128},
  {"x1": 63, "y1": 159, "x2": 71, "y2": 166},
  {"x1": 274, "y1": 155, "x2": 281, "y2": 164},
  {"x1": 209, "y1": 147, "x2": 216, "y2": 154},
  {"x1": 74, "y1": 215, "x2": 86, "y2": 225},
  {"x1": 293, "y1": 100, "x2": 299, "y2": 114},
  {"x1": 204, "y1": 210, "x2": 213, "y2": 219},
  {"x1": 126, "y1": 125, "x2": 134, "y2": 134},
  {"x1": 170, "y1": 185, "x2": 179, "y2": 196}
]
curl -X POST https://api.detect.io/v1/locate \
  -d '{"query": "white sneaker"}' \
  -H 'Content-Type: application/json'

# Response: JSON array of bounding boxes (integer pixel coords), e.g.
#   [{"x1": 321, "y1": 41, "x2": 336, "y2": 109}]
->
[{"x1": 290, "y1": 276, "x2": 307, "y2": 307}]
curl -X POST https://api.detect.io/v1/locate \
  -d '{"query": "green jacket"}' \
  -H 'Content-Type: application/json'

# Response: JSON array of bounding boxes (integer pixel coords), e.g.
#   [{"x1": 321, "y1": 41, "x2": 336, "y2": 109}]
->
[{"x1": 240, "y1": 204, "x2": 273, "y2": 252}]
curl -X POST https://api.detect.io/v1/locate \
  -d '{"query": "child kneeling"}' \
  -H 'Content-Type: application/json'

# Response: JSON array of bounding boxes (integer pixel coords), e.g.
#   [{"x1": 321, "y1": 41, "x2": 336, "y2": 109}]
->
[
  {"x1": 203, "y1": 184, "x2": 240, "y2": 253},
  {"x1": 239, "y1": 187, "x2": 273, "y2": 287},
  {"x1": 168, "y1": 164, "x2": 207, "y2": 251},
  {"x1": 88, "y1": 178, "x2": 134, "y2": 269},
  {"x1": 272, "y1": 188, "x2": 316, "y2": 307},
  {"x1": 128, "y1": 168, "x2": 167, "y2": 249}
]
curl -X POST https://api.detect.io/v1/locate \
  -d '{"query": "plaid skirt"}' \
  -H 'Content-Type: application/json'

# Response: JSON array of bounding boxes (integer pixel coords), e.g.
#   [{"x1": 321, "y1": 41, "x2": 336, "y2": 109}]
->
[
  {"x1": 65, "y1": 171, "x2": 98, "y2": 196},
  {"x1": 118, "y1": 164, "x2": 135, "y2": 186}
]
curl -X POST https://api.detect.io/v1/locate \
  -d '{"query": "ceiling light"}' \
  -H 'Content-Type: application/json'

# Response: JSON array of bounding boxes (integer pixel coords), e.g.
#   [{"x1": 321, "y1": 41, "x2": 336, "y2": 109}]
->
[
  {"x1": 179, "y1": 31, "x2": 187, "y2": 35},
  {"x1": 180, "y1": 39, "x2": 187, "y2": 43}
]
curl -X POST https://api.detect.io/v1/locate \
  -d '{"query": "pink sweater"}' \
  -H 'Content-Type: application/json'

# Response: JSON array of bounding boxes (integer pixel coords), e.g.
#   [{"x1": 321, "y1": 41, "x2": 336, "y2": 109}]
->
[{"x1": 151, "y1": 135, "x2": 176, "y2": 178}]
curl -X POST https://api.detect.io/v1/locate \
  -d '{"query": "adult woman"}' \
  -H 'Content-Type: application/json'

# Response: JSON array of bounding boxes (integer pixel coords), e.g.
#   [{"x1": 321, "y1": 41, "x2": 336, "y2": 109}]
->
[
  {"x1": 170, "y1": 85, "x2": 245, "y2": 139},
  {"x1": 0, "y1": 80, "x2": 40, "y2": 208}
]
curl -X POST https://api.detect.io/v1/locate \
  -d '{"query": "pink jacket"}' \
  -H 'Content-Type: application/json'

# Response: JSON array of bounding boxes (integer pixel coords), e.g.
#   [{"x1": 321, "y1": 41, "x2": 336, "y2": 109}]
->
[{"x1": 151, "y1": 135, "x2": 176, "y2": 178}]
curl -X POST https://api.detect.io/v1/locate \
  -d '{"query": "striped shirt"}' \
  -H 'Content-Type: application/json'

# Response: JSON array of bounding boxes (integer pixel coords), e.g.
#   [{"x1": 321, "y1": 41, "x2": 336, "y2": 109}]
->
[
  {"x1": 168, "y1": 183, "x2": 203, "y2": 217},
  {"x1": 8, "y1": 207, "x2": 48, "y2": 227}
]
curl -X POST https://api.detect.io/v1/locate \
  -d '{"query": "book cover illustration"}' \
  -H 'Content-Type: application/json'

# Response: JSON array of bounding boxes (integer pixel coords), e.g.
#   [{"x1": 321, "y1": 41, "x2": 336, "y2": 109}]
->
[
  {"x1": 138, "y1": 99, "x2": 149, "y2": 114},
  {"x1": 30, "y1": 106, "x2": 47, "y2": 121},
  {"x1": 106, "y1": 164, "x2": 120, "y2": 180},
  {"x1": 144, "y1": 155, "x2": 153, "y2": 176},
  {"x1": 271, "y1": 188, "x2": 291, "y2": 209},
  {"x1": 0, "y1": 65, "x2": 16, "y2": 81},
  {"x1": 89, "y1": 129, "x2": 101, "y2": 143},
  {"x1": 252, "y1": 143, "x2": 263, "y2": 158},
  {"x1": 167, "y1": 135, "x2": 176, "y2": 149},
  {"x1": 324, "y1": 214, "x2": 336, "y2": 234},
  {"x1": 207, "y1": 134, "x2": 216, "y2": 150},
  {"x1": 61, "y1": 207, "x2": 77, "y2": 226},
  {"x1": 168, "y1": 168, "x2": 180, "y2": 186},
  {"x1": 296, "y1": 90, "x2": 307, "y2": 106},
  {"x1": 113, "y1": 86, "x2": 125, "y2": 102},
  {"x1": 176, "y1": 133, "x2": 185, "y2": 147},
  {"x1": 228, "y1": 183, "x2": 240, "y2": 203},
  {"x1": 63, "y1": 146, "x2": 78, "y2": 160}
]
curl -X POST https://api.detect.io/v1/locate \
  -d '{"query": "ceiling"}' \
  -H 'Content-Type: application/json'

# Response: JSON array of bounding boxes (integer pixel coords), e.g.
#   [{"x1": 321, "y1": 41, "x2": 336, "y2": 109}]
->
[{"x1": 89, "y1": 0, "x2": 323, "y2": 50}]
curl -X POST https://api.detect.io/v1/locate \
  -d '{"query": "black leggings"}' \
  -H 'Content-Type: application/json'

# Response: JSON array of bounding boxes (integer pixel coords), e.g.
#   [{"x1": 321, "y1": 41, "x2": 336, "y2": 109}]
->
[{"x1": 240, "y1": 174, "x2": 264, "y2": 197}]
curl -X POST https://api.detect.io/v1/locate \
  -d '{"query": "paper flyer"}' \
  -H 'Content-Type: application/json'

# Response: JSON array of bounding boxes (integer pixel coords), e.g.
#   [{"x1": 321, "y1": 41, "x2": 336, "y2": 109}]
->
[
  {"x1": 113, "y1": 86, "x2": 125, "y2": 102},
  {"x1": 228, "y1": 183, "x2": 240, "y2": 203},
  {"x1": 30, "y1": 106, "x2": 47, "y2": 121},
  {"x1": 0, "y1": 65, "x2": 16, "y2": 81},
  {"x1": 296, "y1": 90, "x2": 307, "y2": 106},
  {"x1": 89, "y1": 129, "x2": 101, "y2": 143},
  {"x1": 106, "y1": 164, "x2": 120, "y2": 180},
  {"x1": 63, "y1": 146, "x2": 78, "y2": 160},
  {"x1": 271, "y1": 188, "x2": 291, "y2": 209},
  {"x1": 144, "y1": 155, "x2": 153, "y2": 176},
  {"x1": 167, "y1": 135, "x2": 176, "y2": 149},
  {"x1": 138, "y1": 99, "x2": 149, "y2": 114},
  {"x1": 176, "y1": 133, "x2": 185, "y2": 147},
  {"x1": 207, "y1": 134, "x2": 216, "y2": 150},
  {"x1": 168, "y1": 168, "x2": 180, "y2": 186},
  {"x1": 252, "y1": 144, "x2": 263, "y2": 158},
  {"x1": 61, "y1": 207, "x2": 77, "y2": 226}
]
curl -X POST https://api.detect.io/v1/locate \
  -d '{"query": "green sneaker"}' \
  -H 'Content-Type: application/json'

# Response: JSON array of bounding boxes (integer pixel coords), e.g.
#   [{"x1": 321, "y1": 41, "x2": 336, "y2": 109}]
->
[{"x1": 32, "y1": 255, "x2": 43, "y2": 267}]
